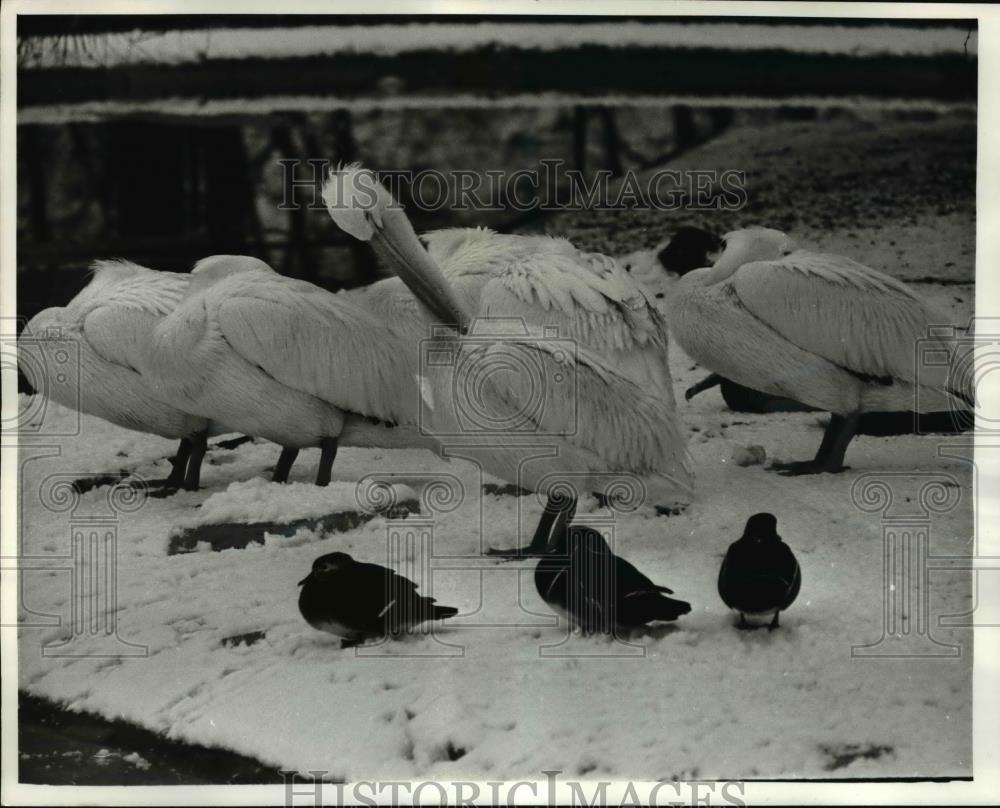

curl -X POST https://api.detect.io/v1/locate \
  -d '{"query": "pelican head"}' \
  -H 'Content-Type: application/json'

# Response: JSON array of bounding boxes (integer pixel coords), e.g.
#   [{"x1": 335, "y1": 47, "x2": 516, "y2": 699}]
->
[
  {"x1": 189, "y1": 255, "x2": 274, "y2": 295},
  {"x1": 323, "y1": 164, "x2": 470, "y2": 333},
  {"x1": 720, "y1": 227, "x2": 798, "y2": 264},
  {"x1": 695, "y1": 227, "x2": 797, "y2": 279}
]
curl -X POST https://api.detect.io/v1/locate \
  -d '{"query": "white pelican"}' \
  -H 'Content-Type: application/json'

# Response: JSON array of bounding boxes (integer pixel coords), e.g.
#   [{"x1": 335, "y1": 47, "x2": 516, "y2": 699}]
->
[
  {"x1": 664, "y1": 226, "x2": 973, "y2": 474},
  {"x1": 323, "y1": 165, "x2": 692, "y2": 555},
  {"x1": 143, "y1": 255, "x2": 442, "y2": 487},
  {"x1": 19, "y1": 260, "x2": 221, "y2": 490}
]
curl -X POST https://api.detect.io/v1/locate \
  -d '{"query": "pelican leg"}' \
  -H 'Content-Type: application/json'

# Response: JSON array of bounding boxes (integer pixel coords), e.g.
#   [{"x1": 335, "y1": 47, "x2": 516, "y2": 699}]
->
[
  {"x1": 770, "y1": 412, "x2": 860, "y2": 476},
  {"x1": 182, "y1": 431, "x2": 209, "y2": 490},
  {"x1": 820, "y1": 412, "x2": 861, "y2": 471},
  {"x1": 272, "y1": 447, "x2": 299, "y2": 484},
  {"x1": 315, "y1": 437, "x2": 339, "y2": 487},
  {"x1": 685, "y1": 373, "x2": 723, "y2": 401},
  {"x1": 163, "y1": 438, "x2": 193, "y2": 488},
  {"x1": 486, "y1": 494, "x2": 578, "y2": 558},
  {"x1": 146, "y1": 438, "x2": 195, "y2": 498}
]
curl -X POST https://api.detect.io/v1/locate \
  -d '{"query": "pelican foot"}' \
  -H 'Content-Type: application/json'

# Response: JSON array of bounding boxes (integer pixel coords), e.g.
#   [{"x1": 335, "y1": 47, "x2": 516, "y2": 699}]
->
[
  {"x1": 769, "y1": 460, "x2": 849, "y2": 476},
  {"x1": 69, "y1": 472, "x2": 131, "y2": 495},
  {"x1": 147, "y1": 485, "x2": 182, "y2": 499},
  {"x1": 213, "y1": 435, "x2": 254, "y2": 451}
]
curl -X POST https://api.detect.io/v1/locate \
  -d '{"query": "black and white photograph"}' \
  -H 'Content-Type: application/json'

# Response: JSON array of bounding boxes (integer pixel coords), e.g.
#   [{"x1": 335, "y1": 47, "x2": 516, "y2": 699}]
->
[{"x1": 1, "y1": 2, "x2": 996, "y2": 804}]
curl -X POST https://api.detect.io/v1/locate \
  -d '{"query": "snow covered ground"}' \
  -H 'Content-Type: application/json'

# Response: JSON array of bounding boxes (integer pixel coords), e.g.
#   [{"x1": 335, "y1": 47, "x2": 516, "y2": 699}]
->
[{"x1": 14, "y1": 276, "x2": 973, "y2": 780}]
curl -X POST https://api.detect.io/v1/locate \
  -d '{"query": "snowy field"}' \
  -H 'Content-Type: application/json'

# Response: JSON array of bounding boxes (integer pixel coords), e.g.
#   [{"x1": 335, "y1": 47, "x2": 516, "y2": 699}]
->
[{"x1": 15, "y1": 274, "x2": 973, "y2": 780}]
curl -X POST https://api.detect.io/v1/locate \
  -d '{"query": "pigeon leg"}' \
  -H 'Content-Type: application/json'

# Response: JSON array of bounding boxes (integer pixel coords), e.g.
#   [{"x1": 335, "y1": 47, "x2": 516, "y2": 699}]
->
[
  {"x1": 315, "y1": 437, "x2": 339, "y2": 487},
  {"x1": 272, "y1": 447, "x2": 299, "y2": 484},
  {"x1": 737, "y1": 613, "x2": 750, "y2": 630},
  {"x1": 486, "y1": 493, "x2": 577, "y2": 558},
  {"x1": 769, "y1": 611, "x2": 781, "y2": 630}
]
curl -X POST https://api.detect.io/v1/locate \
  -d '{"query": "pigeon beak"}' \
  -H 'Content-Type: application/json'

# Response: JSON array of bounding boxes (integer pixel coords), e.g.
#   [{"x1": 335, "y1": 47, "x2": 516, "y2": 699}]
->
[{"x1": 297, "y1": 576, "x2": 309, "y2": 586}]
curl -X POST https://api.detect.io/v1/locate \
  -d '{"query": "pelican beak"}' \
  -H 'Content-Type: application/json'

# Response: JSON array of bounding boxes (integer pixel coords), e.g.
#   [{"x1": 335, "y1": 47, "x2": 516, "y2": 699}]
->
[{"x1": 374, "y1": 207, "x2": 471, "y2": 335}]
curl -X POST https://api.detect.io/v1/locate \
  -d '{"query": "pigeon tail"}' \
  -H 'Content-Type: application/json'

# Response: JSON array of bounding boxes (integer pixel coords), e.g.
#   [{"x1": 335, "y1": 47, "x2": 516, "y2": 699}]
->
[
  {"x1": 648, "y1": 594, "x2": 692, "y2": 622},
  {"x1": 430, "y1": 604, "x2": 459, "y2": 621}
]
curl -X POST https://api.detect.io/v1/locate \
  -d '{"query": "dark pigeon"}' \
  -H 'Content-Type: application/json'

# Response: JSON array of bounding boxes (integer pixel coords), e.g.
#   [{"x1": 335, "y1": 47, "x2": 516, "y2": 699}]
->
[
  {"x1": 298, "y1": 551, "x2": 459, "y2": 648},
  {"x1": 535, "y1": 524, "x2": 691, "y2": 635},
  {"x1": 718, "y1": 513, "x2": 801, "y2": 629}
]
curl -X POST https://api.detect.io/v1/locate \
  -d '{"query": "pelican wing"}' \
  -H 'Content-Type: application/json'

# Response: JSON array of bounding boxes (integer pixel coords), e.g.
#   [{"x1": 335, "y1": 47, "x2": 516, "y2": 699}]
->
[
  {"x1": 71, "y1": 260, "x2": 189, "y2": 316},
  {"x1": 730, "y1": 252, "x2": 950, "y2": 384},
  {"x1": 475, "y1": 252, "x2": 666, "y2": 353},
  {"x1": 462, "y1": 338, "x2": 692, "y2": 491},
  {"x1": 424, "y1": 229, "x2": 664, "y2": 352},
  {"x1": 74, "y1": 261, "x2": 190, "y2": 374},
  {"x1": 422, "y1": 228, "x2": 576, "y2": 268},
  {"x1": 209, "y1": 275, "x2": 417, "y2": 423},
  {"x1": 81, "y1": 306, "x2": 166, "y2": 374}
]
